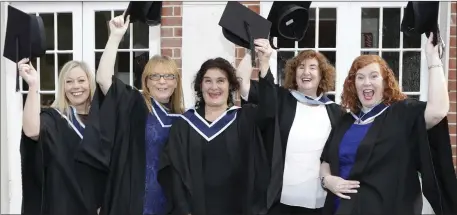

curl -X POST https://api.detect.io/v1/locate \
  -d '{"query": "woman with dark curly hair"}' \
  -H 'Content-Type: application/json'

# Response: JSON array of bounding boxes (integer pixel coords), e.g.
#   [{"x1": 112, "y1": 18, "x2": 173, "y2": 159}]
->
[
  {"x1": 157, "y1": 57, "x2": 271, "y2": 215},
  {"x1": 239, "y1": 39, "x2": 345, "y2": 215},
  {"x1": 319, "y1": 33, "x2": 457, "y2": 215}
]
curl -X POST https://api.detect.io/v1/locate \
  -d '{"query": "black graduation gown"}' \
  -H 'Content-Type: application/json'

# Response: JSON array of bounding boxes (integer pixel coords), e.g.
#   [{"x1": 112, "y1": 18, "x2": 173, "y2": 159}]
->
[
  {"x1": 320, "y1": 99, "x2": 457, "y2": 215},
  {"x1": 157, "y1": 104, "x2": 271, "y2": 215},
  {"x1": 75, "y1": 76, "x2": 152, "y2": 215},
  {"x1": 20, "y1": 95, "x2": 106, "y2": 215},
  {"x1": 254, "y1": 70, "x2": 345, "y2": 210}
]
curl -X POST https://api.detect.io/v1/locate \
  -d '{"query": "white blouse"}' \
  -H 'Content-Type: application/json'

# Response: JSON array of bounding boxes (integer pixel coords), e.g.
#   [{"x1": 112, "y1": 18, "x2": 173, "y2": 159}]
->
[{"x1": 280, "y1": 101, "x2": 332, "y2": 209}]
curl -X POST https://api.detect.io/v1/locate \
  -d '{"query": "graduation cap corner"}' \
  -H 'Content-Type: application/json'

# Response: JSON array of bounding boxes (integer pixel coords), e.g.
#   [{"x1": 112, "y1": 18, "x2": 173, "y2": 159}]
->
[
  {"x1": 124, "y1": 1, "x2": 163, "y2": 26},
  {"x1": 2, "y1": 5, "x2": 46, "y2": 91},
  {"x1": 401, "y1": 1, "x2": 444, "y2": 57},
  {"x1": 267, "y1": 1, "x2": 312, "y2": 49},
  {"x1": 218, "y1": 1, "x2": 313, "y2": 67}
]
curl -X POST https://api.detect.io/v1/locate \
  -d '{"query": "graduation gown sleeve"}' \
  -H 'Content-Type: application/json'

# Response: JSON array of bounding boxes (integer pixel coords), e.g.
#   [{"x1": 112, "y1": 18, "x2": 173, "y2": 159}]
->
[
  {"x1": 240, "y1": 71, "x2": 275, "y2": 105},
  {"x1": 20, "y1": 108, "x2": 56, "y2": 214},
  {"x1": 76, "y1": 76, "x2": 148, "y2": 215},
  {"x1": 158, "y1": 119, "x2": 192, "y2": 215},
  {"x1": 401, "y1": 100, "x2": 457, "y2": 215}
]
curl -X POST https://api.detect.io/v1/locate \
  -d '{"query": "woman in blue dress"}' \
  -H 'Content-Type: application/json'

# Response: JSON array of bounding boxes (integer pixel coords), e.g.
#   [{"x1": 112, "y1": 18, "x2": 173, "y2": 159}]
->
[
  {"x1": 75, "y1": 14, "x2": 185, "y2": 215},
  {"x1": 319, "y1": 33, "x2": 457, "y2": 215}
]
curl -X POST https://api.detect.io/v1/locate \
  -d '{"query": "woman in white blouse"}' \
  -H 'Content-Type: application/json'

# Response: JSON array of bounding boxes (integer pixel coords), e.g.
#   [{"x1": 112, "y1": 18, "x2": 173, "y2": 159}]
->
[{"x1": 239, "y1": 38, "x2": 344, "y2": 215}]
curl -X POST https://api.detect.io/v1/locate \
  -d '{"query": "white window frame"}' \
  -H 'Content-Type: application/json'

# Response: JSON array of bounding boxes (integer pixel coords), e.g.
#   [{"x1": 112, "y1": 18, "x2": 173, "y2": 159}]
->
[
  {"x1": 1, "y1": 2, "x2": 83, "y2": 213},
  {"x1": 8, "y1": 2, "x2": 83, "y2": 96},
  {"x1": 261, "y1": 2, "x2": 451, "y2": 104},
  {"x1": 82, "y1": 2, "x2": 161, "y2": 87},
  {"x1": 260, "y1": 2, "x2": 360, "y2": 104}
]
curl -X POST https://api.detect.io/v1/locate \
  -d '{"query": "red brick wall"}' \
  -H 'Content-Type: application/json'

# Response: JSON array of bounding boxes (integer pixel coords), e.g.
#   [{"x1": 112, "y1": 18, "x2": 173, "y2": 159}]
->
[
  {"x1": 449, "y1": 2, "x2": 456, "y2": 170},
  {"x1": 234, "y1": 1, "x2": 261, "y2": 105},
  {"x1": 161, "y1": 1, "x2": 182, "y2": 73}
]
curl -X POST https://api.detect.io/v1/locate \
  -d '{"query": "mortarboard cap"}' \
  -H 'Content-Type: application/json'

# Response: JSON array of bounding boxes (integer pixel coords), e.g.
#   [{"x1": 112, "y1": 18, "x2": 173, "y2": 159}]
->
[
  {"x1": 267, "y1": 1, "x2": 312, "y2": 49},
  {"x1": 3, "y1": 5, "x2": 47, "y2": 91},
  {"x1": 124, "y1": 1, "x2": 162, "y2": 26},
  {"x1": 401, "y1": 1, "x2": 441, "y2": 46},
  {"x1": 219, "y1": 1, "x2": 272, "y2": 67}
]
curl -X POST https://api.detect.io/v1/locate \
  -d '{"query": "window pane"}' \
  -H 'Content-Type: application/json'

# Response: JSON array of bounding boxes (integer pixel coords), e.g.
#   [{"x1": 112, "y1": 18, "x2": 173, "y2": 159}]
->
[
  {"x1": 277, "y1": 51, "x2": 295, "y2": 86},
  {"x1": 298, "y1": 8, "x2": 316, "y2": 48},
  {"x1": 382, "y1": 8, "x2": 400, "y2": 48},
  {"x1": 381, "y1": 52, "x2": 400, "y2": 82},
  {"x1": 320, "y1": 51, "x2": 336, "y2": 67},
  {"x1": 57, "y1": 13, "x2": 73, "y2": 50},
  {"x1": 320, "y1": 51, "x2": 336, "y2": 91},
  {"x1": 40, "y1": 54, "x2": 55, "y2": 91},
  {"x1": 318, "y1": 8, "x2": 337, "y2": 48},
  {"x1": 41, "y1": 94, "x2": 55, "y2": 108},
  {"x1": 22, "y1": 93, "x2": 56, "y2": 108},
  {"x1": 133, "y1": 51, "x2": 149, "y2": 89},
  {"x1": 95, "y1": 11, "x2": 111, "y2": 49},
  {"x1": 361, "y1": 8, "x2": 379, "y2": 48},
  {"x1": 116, "y1": 52, "x2": 130, "y2": 85},
  {"x1": 58, "y1": 54, "x2": 73, "y2": 73},
  {"x1": 402, "y1": 51, "x2": 421, "y2": 92},
  {"x1": 133, "y1": 20, "x2": 149, "y2": 50},
  {"x1": 40, "y1": 13, "x2": 55, "y2": 50},
  {"x1": 408, "y1": 94, "x2": 420, "y2": 100},
  {"x1": 361, "y1": 51, "x2": 379, "y2": 56}
]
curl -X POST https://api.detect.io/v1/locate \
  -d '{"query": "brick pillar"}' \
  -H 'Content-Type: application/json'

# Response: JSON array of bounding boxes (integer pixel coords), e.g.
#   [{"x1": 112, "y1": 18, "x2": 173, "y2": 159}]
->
[
  {"x1": 234, "y1": 1, "x2": 261, "y2": 106},
  {"x1": 161, "y1": 1, "x2": 183, "y2": 73},
  {"x1": 449, "y1": 2, "x2": 456, "y2": 171}
]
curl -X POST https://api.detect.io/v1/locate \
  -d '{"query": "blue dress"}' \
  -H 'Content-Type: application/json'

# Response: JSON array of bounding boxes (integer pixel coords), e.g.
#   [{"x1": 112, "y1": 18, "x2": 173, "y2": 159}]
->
[
  {"x1": 334, "y1": 123, "x2": 373, "y2": 212},
  {"x1": 143, "y1": 102, "x2": 178, "y2": 215}
]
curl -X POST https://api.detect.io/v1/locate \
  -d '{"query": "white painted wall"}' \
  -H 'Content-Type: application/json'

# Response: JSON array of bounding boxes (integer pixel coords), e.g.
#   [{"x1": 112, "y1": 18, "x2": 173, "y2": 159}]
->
[
  {"x1": 1, "y1": 2, "x2": 10, "y2": 214},
  {"x1": 181, "y1": 1, "x2": 236, "y2": 109},
  {"x1": 1, "y1": 2, "x2": 24, "y2": 213}
]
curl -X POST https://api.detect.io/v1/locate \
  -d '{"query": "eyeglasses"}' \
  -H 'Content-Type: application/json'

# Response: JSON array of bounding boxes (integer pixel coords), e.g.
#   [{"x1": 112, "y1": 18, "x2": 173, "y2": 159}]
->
[{"x1": 148, "y1": 74, "x2": 176, "y2": 81}]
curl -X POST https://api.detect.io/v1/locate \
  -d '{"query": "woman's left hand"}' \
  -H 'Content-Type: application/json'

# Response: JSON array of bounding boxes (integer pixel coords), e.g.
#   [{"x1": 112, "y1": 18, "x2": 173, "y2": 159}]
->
[{"x1": 424, "y1": 32, "x2": 440, "y2": 60}]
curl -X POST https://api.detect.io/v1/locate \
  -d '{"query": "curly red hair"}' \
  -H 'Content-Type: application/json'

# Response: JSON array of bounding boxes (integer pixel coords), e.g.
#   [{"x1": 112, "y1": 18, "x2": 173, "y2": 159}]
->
[
  {"x1": 341, "y1": 55, "x2": 407, "y2": 113},
  {"x1": 283, "y1": 50, "x2": 335, "y2": 95}
]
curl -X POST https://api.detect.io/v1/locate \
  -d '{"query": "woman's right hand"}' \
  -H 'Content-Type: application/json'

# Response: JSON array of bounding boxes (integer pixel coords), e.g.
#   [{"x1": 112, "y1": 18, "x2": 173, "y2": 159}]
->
[
  {"x1": 109, "y1": 14, "x2": 130, "y2": 39},
  {"x1": 18, "y1": 58, "x2": 38, "y2": 86},
  {"x1": 324, "y1": 175, "x2": 360, "y2": 199}
]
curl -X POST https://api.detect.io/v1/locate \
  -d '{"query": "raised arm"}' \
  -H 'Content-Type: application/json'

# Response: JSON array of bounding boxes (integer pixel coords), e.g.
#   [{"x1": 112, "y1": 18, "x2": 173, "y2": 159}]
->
[
  {"x1": 97, "y1": 15, "x2": 130, "y2": 95},
  {"x1": 423, "y1": 33, "x2": 449, "y2": 129},
  {"x1": 18, "y1": 58, "x2": 41, "y2": 140},
  {"x1": 237, "y1": 50, "x2": 253, "y2": 101}
]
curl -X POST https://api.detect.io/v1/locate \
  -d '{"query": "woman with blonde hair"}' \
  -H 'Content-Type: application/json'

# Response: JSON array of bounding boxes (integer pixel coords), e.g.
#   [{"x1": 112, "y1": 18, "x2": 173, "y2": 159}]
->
[
  {"x1": 19, "y1": 58, "x2": 104, "y2": 215},
  {"x1": 75, "y1": 14, "x2": 185, "y2": 215}
]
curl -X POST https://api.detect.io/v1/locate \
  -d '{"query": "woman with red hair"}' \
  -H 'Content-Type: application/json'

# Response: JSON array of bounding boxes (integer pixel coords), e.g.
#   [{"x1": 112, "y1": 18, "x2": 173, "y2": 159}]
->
[{"x1": 319, "y1": 33, "x2": 457, "y2": 215}]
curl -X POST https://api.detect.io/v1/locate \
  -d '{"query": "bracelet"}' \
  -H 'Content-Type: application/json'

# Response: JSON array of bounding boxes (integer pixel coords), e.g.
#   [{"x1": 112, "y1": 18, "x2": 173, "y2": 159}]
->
[{"x1": 428, "y1": 64, "x2": 442, "y2": 70}]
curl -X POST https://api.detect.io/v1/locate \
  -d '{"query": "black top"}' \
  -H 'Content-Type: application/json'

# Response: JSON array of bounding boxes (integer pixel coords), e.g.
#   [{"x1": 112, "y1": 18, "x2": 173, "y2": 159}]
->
[
  {"x1": 157, "y1": 103, "x2": 271, "y2": 215},
  {"x1": 20, "y1": 104, "x2": 105, "y2": 215},
  {"x1": 320, "y1": 99, "x2": 457, "y2": 215}
]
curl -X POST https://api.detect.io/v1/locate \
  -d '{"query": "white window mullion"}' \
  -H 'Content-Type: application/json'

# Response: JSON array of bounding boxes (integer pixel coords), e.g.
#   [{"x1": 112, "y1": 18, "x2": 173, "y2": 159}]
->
[
  {"x1": 399, "y1": 7, "x2": 404, "y2": 91},
  {"x1": 54, "y1": 12, "x2": 58, "y2": 94}
]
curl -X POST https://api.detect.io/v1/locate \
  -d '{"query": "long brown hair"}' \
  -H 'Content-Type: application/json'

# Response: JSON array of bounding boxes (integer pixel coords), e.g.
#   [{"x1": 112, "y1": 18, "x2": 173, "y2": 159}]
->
[
  {"x1": 341, "y1": 55, "x2": 407, "y2": 113},
  {"x1": 141, "y1": 55, "x2": 185, "y2": 114}
]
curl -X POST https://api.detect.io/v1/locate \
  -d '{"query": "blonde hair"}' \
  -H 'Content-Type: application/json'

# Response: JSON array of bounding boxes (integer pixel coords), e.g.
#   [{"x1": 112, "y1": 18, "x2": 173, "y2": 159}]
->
[
  {"x1": 141, "y1": 55, "x2": 184, "y2": 114},
  {"x1": 51, "y1": 60, "x2": 96, "y2": 119}
]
